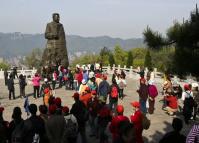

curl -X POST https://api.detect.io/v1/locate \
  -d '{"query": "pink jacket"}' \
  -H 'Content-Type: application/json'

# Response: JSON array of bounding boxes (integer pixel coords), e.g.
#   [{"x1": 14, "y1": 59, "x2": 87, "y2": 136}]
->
[{"x1": 32, "y1": 76, "x2": 41, "y2": 87}]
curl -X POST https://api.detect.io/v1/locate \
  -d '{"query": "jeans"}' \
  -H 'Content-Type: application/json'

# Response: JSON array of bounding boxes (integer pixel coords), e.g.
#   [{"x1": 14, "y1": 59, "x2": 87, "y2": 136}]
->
[
  {"x1": 52, "y1": 80, "x2": 56, "y2": 90},
  {"x1": 20, "y1": 87, "x2": 25, "y2": 97},
  {"x1": 140, "y1": 99, "x2": 147, "y2": 114},
  {"x1": 109, "y1": 99, "x2": 118, "y2": 115}
]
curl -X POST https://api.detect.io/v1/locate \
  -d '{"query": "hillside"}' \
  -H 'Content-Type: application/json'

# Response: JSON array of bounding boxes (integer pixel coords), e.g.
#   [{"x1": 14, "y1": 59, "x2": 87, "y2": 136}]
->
[{"x1": 0, "y1": 32, "x2": 144, "y2": 58}]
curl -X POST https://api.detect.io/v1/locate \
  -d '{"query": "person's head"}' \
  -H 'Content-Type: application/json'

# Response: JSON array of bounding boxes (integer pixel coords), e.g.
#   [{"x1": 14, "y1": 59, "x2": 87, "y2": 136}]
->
[
  {"x1": 12, "y1": 107, "x2": 22, "y2": 120},
  {"x1": 44, "y1": 78, "x2": 48, "y2": 83},
  {"x1": 62, "y1": 106, "x2": 69, "y2": 115},
  {"x1": 39, "y1": 105, "x2": 48, "y2": 115},
  {"x1": 55, "y1": 97, "x2": 62, "y2": 107},
  {"x1": 192, "y1": 83, "x2": 199, "y2": 91},
  {"x1": 19, "y1": 74, "x2": 23, "y2": 79},
  {"x1": 9, "y1": 74, "x2": 13, "y2": 79},
  {"x1": 103, "y1": 74, "x2": 107, "y2": 80},
  {"x1": 140, "y1": 78, "x2": 146, "y2": 85},
  {"x1": 72, "y1": 92, "x2": 80, "y2": 101},
  {"x1": 112, "y1": 78, "x2": 117, "y2": 84},
  {"x1": 49, "y1": 104, "x2": 57, "y2": 115},
  {"x1": 118, "y1": 121, "x2": 136, "y2": 143},
  {"x1": 28, "y1": 104, "x2": 37, "y2": 115},
  {"x1": 165, "y1": 88, "x2": 174, "y2": 96},
  {"x1": 130, "y1": 101, "x2": 140, "y2": 112},
  {"x1": 52, "y1": 13, "x2": 60, "y2": 23},
  {"x1": 35, "y1": 73, "x2": 38, "y2": 77},
  {"x1": 116, "y1": 105, "x2": 124, "y2": 115},
  {"x1": 184, "y1": 84, "x2": 190, "y2": 91},
  {"x1": 172, "y1": 118, "x2": 183, "y2": 132},
  {"x1": 82, "y1": 79, "x2": 87, "y2": 85}
]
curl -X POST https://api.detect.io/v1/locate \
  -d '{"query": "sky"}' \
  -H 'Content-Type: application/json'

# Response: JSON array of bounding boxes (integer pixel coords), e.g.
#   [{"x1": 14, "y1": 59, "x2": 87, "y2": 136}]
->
[{"x1": 0, "y1": 0, "x2": 198, "y2": 39}]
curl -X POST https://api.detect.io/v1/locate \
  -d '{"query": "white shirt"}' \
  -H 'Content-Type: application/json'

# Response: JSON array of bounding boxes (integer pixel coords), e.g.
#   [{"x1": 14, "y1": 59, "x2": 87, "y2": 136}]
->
[{"x1": 181, "y1": 91, "x2": 193, "y2": 101}]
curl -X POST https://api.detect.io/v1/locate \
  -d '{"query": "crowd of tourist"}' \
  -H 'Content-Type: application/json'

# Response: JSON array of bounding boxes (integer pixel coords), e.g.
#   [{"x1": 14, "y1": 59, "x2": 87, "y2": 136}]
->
[{"x1": 1, "y1": 63, "x2": 199, "y2": 143}]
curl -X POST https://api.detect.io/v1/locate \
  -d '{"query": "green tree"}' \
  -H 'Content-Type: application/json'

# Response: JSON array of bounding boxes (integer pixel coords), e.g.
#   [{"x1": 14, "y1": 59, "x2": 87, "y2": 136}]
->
[
  {"x1": 99, "y1": 47, "x2": 110, "y2": 65},
  {"x1": 126, "y1": 51, "x2": 133, "y2": 68},
  {"x1": 113, "y1": 45, "x2": 127, "y2": 66},
  {"x1": 144, "y1": 50, "x2": 152, "y2": 69},
  {"x1": 23, "y1": 48, "x2": 43, "y2": 69},
  {"x1": 0, "y1": 62, "x2": 10, "y2": 70},
  {"x1": 108, "y1": 53, "x2": 115, "y2": 66}
]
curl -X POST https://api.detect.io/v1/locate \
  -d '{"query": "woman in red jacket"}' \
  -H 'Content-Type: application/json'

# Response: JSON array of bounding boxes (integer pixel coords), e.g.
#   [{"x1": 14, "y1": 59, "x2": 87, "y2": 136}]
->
[{"x1": 130, "y1": 101, "x2": 144, "y2": 143}]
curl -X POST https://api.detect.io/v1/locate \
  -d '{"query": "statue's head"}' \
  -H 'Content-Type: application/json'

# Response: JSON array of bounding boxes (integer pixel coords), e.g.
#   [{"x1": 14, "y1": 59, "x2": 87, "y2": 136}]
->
[{"x1": 52, "y1": 13, "x2": 60, "y2": 23}]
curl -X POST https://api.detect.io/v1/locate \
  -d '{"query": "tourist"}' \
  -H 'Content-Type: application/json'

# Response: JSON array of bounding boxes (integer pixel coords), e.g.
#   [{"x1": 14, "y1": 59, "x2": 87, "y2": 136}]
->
[
  {"x1": 192, "y1": 83, "x2": 199, "y2": 120},
  {"x1": 0, "y1": 107, "x2": 9, "y2": 143},
  {"x1": 23, "y1": 104, "x2": 46, "y2": 143},
  {"x1": 80, "y1": 87, "x2": 92, "y2": 107},
  {"x1": 12, "y1": 66, "x2": 18, "y2": 79},
  {"x1": 62, "y1": 106, "x2": 78, "y2": 143},
  {"x1": 67, "y1": 69, "x2": 74, "y2": 90},
  {"x1": 7, "y1": 74, "x2": 15, "y2": 100},
  {"x1": 109, "y1": 105, "x2": 129, "y2": 142},
  {"x1": 186, "y1": 124, "x2": 199, "y2": 143},
  {"x1": 32, "y1": 73, "x2": 41, "y2": 99},
  {"x1": 79, "y1": 79, "x2": 88, "y2": 95},
  {"x1": 163, "y1": 89, "x2": 178, "y2": 116},
  {"x1": 98, "y1": 74, "x2": 110, "y2": 102},
  {"x1": 39, "y1": 105, "x2": 48, "y2": 123},
  {"x1": 46, "y1": 104, "x2": 67, "y2": 143},
  {"x1": 8, "y1": 107, "x2": 24, "y2": 143},
  {"x1": 109, "y1": 79, "x2": 119, "y2": 115},
  {"x1": 182, "y1": 84, "x2": 194, "y2": 124},
  {"x1": 19, "y1": 74, "x2": 27, "y2": 98},
  {"x1": 159, "y1": 118, "x2": 186, "y2": 143},
  {"x1": 114, "y1": 121, "x2": 136, "y2": 143},
  {"x1": 112, "y1": 69, "x2": 118, "y2": 83},
  {"x1": 87, "y1": 76, "x2": 97, "y2": 93},
  {"x1": 83, "y1": 70, "x2": 89, "y2": 82},
  {"x1": 173, "y1": 82, "x2": 183, "y2": 99},
  {"x1": 41, "y1": 78, "x2": 52, "y2": 106},
  {"x1": 148, "y1": 80, "x2": 158, "y2": 114},
  {"x1": 87, "y1": 95, "x2": 100, "y2": 137},
  {"x1": 58, "y1": 68, "x2": 63, "y2": 88},
  {"x1": 118, "y1": 74, "x2": 127, "y2": 100},
  {"x1": 4, "y1": 69, "x2": 8, "y2": 86},
  {"x1": 95, "y1": 73, "x2": 102, "y2": 87},
  {"x1": 121, "y1": 70, "x2": 126, "y2": 79},
  {"x1": 52, "y1": 70, "x2": 57, "y2": 91},
  {"x1": 98, "y1": 99, "x2": 112, "y2": 143},
  {"x1": 70, "y1": 92, "x2": 88, "y2": 143},
  {"x1": 137, "y1": 78, "x2": 148, "y2": 114},
  {"x1": 55, "y1": 97, "x2": 63, "y2": 114},
  {"x1": 130, "y1": 101, "x2": 144, "y2": 143}
]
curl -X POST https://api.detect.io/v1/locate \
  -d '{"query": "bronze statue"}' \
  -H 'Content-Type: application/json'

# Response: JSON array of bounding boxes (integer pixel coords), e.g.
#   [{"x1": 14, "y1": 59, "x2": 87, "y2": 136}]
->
[{"x1": 42, "y1": 13, "x2": 69, "y2": 67}]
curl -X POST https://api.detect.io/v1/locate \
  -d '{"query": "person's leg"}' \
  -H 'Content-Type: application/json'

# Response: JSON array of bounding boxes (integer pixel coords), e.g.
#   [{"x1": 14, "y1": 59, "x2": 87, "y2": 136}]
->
[
  {"x1": 9, "y1": 90, "x2": 11, "y2": 100},
  {"x1": 193, "y1": 104, "x2": 197, "y2": 120},
  {"x1": 23, "y1": 87, "x2": 26, "y2": 98},
  {"x1": 140, "y1": 99, "x2": 147, "y2": 114},
  {"x1": 89, "y1": 115, "x2": 95, "y2": 136},
  {"x1": 12, "y1": 90, "x2": 15, "y2": 99},
  {"x1": 36, "y1": 86, "x2": 40, "y2": 98},
  {"x1": 33, "y1": 86, "x2": 36, "y2": 98},
  {"x1": 79, "y1": 126, "x2": 87, "y2": 143},
  {"x1": 20, "y1": 87, "x2": 22, "y2": 98}
]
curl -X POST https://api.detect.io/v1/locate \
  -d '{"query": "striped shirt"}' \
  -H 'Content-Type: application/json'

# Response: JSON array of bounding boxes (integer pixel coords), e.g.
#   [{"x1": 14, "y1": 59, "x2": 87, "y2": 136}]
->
[{"x1": 186, "y1": 124, "x2": 199, "y2": 143}]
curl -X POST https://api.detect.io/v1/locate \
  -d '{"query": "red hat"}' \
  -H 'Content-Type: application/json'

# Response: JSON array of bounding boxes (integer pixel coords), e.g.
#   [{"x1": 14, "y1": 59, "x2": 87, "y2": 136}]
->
[
  {"x1": 0, "y1": 107, "x2": 4, "y2": 113},
  {"x1": 55, "y1": 97, "x2": 62, "y2": 106},
  {"x1": 49, "y1": 104, "x2": 57, "y2": 114},
  {"x1": 62, "y1": 106, "x2": 69, "y2": 113},
  {"x1": 130, "y1": 101, "x2": 140, "y2": 108},
  {"x1": 116, "y1": 105, "x2": 124, "y2": 114},
  {"x1": 85, "y1": 86, "x2": 90, "y2": 91},
  {"x1": 72, "y1": 92, "x2": 79, "y2": 98},
  {"x1": 91, "y1": 90, "x2": 97, "y2": 95},
  {"x1": 184, "y1": 84, "x2": 190, "y2": 91},
  {"x1": 95, "y1": 73, "x2": 101, "y2": 78},
  {"x1": 103, "y1": 74, "x2": 107, "y2": 80}
]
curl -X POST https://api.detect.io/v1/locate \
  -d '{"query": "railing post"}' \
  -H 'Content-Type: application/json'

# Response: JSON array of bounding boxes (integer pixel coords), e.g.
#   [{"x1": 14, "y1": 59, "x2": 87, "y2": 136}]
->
[{"x1": 129, "y1": 66, "x2": 133, "y2": 78}]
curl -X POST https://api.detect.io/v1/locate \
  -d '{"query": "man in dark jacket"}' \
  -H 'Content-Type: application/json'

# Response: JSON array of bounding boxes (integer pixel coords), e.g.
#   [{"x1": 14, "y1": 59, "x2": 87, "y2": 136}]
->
[
  {"x1": 19, "y1": 74, "x2": 27, "y2": 98},
  {"x1": 98, "y1": 75, "x2": 110, "y2": 102},
  {"x1": 7, "y1": 74, "x2": 15, "y2": 100},
  {"x1": 4, "y1": 70, "x2": 8, "y2": 85},
  {"x1": 70, "y1": 92, "x2": 88, "y2": 143},
  {"x1": 23, "y1": 104, "x2": 46, "y2": 143}
]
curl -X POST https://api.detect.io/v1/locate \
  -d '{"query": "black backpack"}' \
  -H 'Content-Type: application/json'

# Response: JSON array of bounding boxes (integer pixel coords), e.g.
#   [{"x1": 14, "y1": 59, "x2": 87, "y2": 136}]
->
[{"x1": 11, "y1": 121, "x2": 25, "y2": 143}]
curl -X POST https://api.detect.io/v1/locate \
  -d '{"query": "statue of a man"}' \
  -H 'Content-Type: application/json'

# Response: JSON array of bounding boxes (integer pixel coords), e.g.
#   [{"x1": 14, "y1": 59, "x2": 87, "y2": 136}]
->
[{"x1": 42, "y1": 13, "x2": 69, "y2": 67}]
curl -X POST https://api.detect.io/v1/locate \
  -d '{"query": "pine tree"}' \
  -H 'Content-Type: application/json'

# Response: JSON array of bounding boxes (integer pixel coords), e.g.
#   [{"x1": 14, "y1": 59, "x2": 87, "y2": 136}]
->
[
  {"x1": 144, "y1": 50, "x2": 152, "y2": 69},
  {"x1": 126, "y1": 51, "x2": 133, "y2": 68},
  {"x1": 109, "y1": 53, "x2": 115, "y2": 66}
]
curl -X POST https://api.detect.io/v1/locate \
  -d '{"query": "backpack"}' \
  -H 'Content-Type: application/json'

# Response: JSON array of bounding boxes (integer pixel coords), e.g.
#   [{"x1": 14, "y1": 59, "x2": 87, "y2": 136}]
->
[
  {"x1": 11, "y1": 121, "x2": 25, "y2": 143},
  {"x1": 142, "y1": 115, "x2": 151, "y2": 130},
  {"x1": 111, "y1": 86, "x2": 118, "y2": 98},
  {"x1": 64, "y1": 115, "x2": 78, "y2": 138},
  {"x1": 148, "y1": 85, "x2": 158, "y2": 98}
]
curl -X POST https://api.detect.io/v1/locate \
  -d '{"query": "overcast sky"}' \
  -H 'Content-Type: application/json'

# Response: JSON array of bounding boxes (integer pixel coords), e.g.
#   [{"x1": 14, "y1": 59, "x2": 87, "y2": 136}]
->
[{"x1": 0, "y1": 0, "x2": 198, "y2": 38}]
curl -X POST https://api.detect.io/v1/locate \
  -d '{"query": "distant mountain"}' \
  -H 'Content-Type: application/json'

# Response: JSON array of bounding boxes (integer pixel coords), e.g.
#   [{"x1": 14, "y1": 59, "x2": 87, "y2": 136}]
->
[{"x1": 0, "y1": 32, "x2": 145, "y2": 58}]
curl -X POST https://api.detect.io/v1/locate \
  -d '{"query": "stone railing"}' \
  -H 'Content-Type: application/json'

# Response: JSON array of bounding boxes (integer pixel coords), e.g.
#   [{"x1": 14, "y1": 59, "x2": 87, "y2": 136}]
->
[{"x1": 0, "y1": 68, "x2": 37, "y2": 79}]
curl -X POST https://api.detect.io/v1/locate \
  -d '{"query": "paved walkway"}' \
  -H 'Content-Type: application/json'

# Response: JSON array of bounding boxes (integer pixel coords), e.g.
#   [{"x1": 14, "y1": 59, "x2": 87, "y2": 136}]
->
[{"x1": 0, "y1": 75, "x2": 198, "y2": 143}]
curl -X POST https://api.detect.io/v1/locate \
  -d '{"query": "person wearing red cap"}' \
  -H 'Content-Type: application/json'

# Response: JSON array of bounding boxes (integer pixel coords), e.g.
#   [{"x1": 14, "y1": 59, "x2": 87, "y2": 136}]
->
[
  {"x1": 98, "y1": 74, "x2": 110, "y2": 102},
  {"x1": 62, "y1": 106, "x2": 78, "y2": 143},
  {"x1": 71, "y1": 92, "x2": 88, "y2": 143},
  {"x1": 137, "y1": 77, "x2": 148, "y2": 114},
  {"x1": 182, "y1": 84, "x2": 194, "y2": 124},
  {"x1": 80, "y1": 86, "x2": 92, "y2": 107},
  {"x1": 0, "y1": 107, "x2": 9, "y2": 143},
  {"x1": 130, "y1": 101, "x2": 144, "y2": 143},
  {"x1": 109, "y1": 105, "x2": 129, "y2": 142}
]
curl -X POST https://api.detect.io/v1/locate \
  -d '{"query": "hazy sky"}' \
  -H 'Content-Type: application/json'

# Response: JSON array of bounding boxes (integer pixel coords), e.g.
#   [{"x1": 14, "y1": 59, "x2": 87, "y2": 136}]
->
[{"x1": 0, "y1": 0, "x2": 198, "y2": 38}]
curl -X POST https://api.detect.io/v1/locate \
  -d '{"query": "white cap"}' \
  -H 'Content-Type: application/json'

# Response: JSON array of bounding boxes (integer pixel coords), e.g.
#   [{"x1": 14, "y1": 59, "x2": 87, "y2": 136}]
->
[
  {"x1": 44, "y1": 78, "x2": 48, "y2": 82},
  {"x1": 82, "y1": 79, "x2": 87, "y2": 84}
]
